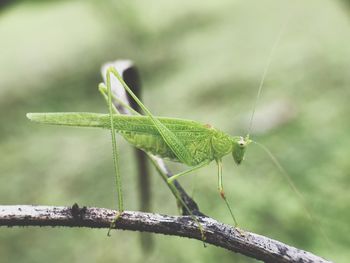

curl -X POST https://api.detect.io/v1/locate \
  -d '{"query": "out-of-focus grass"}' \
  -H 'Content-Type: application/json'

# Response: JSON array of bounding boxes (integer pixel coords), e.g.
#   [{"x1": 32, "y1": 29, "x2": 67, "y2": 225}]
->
[{"x1": 0, "y1": 0, "x2": 349, "y2": 262}]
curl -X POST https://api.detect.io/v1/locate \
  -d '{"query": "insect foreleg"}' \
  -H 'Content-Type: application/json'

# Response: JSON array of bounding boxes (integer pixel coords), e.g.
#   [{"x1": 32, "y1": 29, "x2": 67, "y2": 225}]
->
[{"x1": 217, "y1": 160, "x2": 238, "y2": 227}]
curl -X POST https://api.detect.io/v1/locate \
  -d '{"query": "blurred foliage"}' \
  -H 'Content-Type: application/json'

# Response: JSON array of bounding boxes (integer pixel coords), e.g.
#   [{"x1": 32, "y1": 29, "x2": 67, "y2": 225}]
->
[{"x1": 0, "y1": 0, "x2": 349, "y2": 262}]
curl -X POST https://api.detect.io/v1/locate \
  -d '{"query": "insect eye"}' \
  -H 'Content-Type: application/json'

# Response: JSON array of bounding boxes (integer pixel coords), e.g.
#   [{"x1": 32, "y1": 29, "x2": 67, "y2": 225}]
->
[{"x1": 238, "y1": 136, "x2": 245, "y2": 147}]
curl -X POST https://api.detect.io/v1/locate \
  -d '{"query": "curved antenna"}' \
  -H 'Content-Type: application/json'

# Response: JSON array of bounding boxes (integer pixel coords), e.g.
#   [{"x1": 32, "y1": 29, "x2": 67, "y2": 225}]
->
[
  {"x1": 252, "y1": 141, "x2": 331, "y2": 247},
  {"x1": 247, "y1": 20, "x2": 288, "y2": 137}
]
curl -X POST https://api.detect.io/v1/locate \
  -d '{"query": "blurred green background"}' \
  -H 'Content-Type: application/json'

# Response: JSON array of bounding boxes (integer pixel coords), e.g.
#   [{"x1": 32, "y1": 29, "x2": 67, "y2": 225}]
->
[{"x1": 0, "y1": 0, "x2": 349, "y2": 262}]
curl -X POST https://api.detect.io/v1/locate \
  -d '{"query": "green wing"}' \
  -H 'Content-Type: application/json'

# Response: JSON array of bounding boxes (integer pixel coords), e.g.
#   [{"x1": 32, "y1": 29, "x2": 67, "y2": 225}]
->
[{"x1": 27, "y1": 112, "x2": 216, "y2": 165}]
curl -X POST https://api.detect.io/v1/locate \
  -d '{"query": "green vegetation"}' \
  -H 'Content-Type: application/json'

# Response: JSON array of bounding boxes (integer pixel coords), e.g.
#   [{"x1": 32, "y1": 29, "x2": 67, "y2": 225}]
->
[{"x1": 0, "y1": 1, "x2": 349, "y2": 262}]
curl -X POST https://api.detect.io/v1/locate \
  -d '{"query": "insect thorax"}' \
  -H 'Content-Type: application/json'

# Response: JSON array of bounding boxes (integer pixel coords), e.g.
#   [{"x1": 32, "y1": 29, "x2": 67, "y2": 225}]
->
[{"x1": 211, "y1": 131, "x2": 234, "y2": 160}]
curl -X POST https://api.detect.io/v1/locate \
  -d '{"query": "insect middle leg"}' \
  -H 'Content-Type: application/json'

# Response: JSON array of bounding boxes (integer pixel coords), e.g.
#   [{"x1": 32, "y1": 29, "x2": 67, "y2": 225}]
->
[{"x1": 167, "y1": 161, "x2": 210, "y2": 184}]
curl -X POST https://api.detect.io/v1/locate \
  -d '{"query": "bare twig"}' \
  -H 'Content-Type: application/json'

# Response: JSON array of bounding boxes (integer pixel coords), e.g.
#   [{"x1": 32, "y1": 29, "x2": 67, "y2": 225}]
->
[{"x1": 0, "y1": 205, "x2": 331, "y2": 263}]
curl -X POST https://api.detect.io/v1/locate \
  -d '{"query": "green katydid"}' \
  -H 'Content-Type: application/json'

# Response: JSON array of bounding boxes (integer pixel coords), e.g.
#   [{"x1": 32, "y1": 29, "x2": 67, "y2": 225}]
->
[
  {"x1": 26, "y1": 21, "x2": 289, "y2": 238},
  {"x1": 26, "y1": 64, "x2": 329, "y2": 244},
  {"x1": 25, "y1": 11, "x2": 331, "y2": 244},
  {"x1": 26, "y1": 66, "x2": 249, "y2": 228}
]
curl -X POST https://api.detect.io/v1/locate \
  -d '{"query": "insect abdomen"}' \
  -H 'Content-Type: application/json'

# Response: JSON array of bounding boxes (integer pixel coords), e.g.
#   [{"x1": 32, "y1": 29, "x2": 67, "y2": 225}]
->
[{"x1": 121, "y1": 132, "x2": 177, "y2": 161}]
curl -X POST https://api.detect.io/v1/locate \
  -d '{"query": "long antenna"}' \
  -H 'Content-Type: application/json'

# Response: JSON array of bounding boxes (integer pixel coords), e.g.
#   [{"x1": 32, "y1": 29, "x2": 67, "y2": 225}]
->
[{"x1": 247, "y1": 19, "x2": 288, "y2": 137}]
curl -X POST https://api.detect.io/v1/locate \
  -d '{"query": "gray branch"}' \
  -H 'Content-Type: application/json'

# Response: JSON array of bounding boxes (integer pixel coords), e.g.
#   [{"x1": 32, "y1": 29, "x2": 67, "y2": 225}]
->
[{"x1": 0, "y1": 205, "x2": 331, "y2": 263}]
